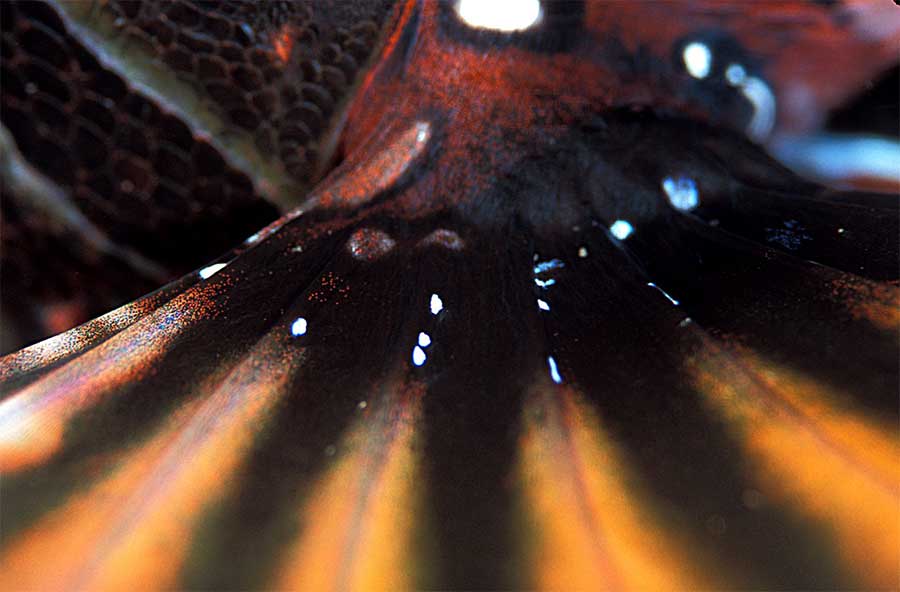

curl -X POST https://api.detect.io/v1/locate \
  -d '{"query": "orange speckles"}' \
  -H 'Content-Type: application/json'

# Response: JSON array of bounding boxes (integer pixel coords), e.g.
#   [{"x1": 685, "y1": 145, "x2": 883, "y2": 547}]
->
[
  {"x1": 347, "y1": 227, "x2": 397, "y2": 261},
  {"x1": 272, "y1": 25, "x2": 295, "y2": 64},
  {"x1": 307, "y1": 271, "x2": 350, "y2": 304},
  {"x1": 690, "y1": 343, "x2": 900, "y2": 589},
  {"x1": 317, "y1": 121, "x2": 432, "y2": 209},
  {"x1": 0, "y1": 336, "x2": 300, "y2": 592},
  {"x1": 829, "y1": 277, "x2": 900, "y2": 332},
  {"x1": 0, "y1": 283, "x2": 223, "y2": 473},
  {"x1": 274, "y1": 384, "x2": 423, "y2": 591},
  {"x1": 0, "y1": 285, "x2": 179, "y2": 382},
  {"x1": 518, "y1": 385, "x2": 712, "y2": 591},
  {"x1": 419, "y1": 228, "x2": 465, "y2": 250},
  {"x1": 340, "y1": 0, "x2": 663, "y2": 218}
]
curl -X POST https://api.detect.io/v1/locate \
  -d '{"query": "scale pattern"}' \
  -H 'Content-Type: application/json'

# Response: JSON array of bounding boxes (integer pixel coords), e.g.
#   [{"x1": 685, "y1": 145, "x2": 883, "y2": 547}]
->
[
  {"x1": 0, "y1": 0, "x2": 395, "y2": 348},
  {"x1": 0, "y1": 0, "x2": 277, "y2": 265},
  {"x1": 103, "y1": 0, "x2": 394, "y2": 183}
]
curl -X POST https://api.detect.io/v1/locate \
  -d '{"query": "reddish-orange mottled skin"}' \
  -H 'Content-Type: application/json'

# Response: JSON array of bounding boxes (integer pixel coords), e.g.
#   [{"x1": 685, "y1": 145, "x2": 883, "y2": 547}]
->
[
  {"x1": 337, "y1": 0, "x2": 898, "y2": 220},
  {"x1": 343, "y1": 1, "x2": 678, "y2": 219}
]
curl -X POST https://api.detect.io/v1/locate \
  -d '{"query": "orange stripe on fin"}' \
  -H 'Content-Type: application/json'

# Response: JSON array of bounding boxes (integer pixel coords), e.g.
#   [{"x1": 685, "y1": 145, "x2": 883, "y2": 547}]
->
[
  {"x1": 274, "y1": 383, "x2": 423, "y2": 591},
  {"x1": 0, "y1": 282, "x2": 225, "y2": 474},
  {"x1": 518, "y1": 384, "x2": 713, "y2": 591},
  {"x1": 689, "y1": 342, "x2": 900, "y2": 589},
  {"x1": 0, "y1": 336, "x2": 299, "y2": 592}
]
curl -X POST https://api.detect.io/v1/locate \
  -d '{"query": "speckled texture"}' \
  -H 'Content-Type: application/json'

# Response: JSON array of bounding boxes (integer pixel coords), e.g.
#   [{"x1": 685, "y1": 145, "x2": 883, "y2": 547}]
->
[{"x1": 1, "y1": 1, "x2": 897, "y2": 589}]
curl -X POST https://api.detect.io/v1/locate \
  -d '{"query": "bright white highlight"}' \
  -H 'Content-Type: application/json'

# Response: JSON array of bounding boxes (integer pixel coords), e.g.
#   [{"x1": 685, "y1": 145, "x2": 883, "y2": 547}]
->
[
  {"x1": 683, "y1": 42, "x2": 712, "y2": 79},
  {"x1": 290, "y1": 317, "x2": 308, "y2": 336},
  {"x1": 456, "y1": 0, "x2": 541, "y2": 32},
  {"x1": 537, "y1": 299, "x2": 550, "y2": 311},
  {"x1": 412, "y1": 345, "x2": 427, "y2": 366},
  {"x1": 198, "y1": 263, "x2": 227, "y2": 279},
  {"x1": 418, "y1": 331, "x2": 432, "y2": 347},
  {"x1": 547, "y1": 356, "x2": 563, "y2": 384},
  {"x1": 577, "y1": 246, "x2": 588, "y2": 258},
  {"x1": 609, "y1": 220, "x2": 634, "y2": 240},
  {"x1": 430, "y1": 293, "x2": 444, "y2": 315},
  {"x1": 534, "y1": 278, "x2": 556, "y2": 288},
  {"x1": 647, "y1": 282, "x2": 680, "y2": 306},
  {"x1": 662, "y1": 176, "x2": 699, "y2": 211}
]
